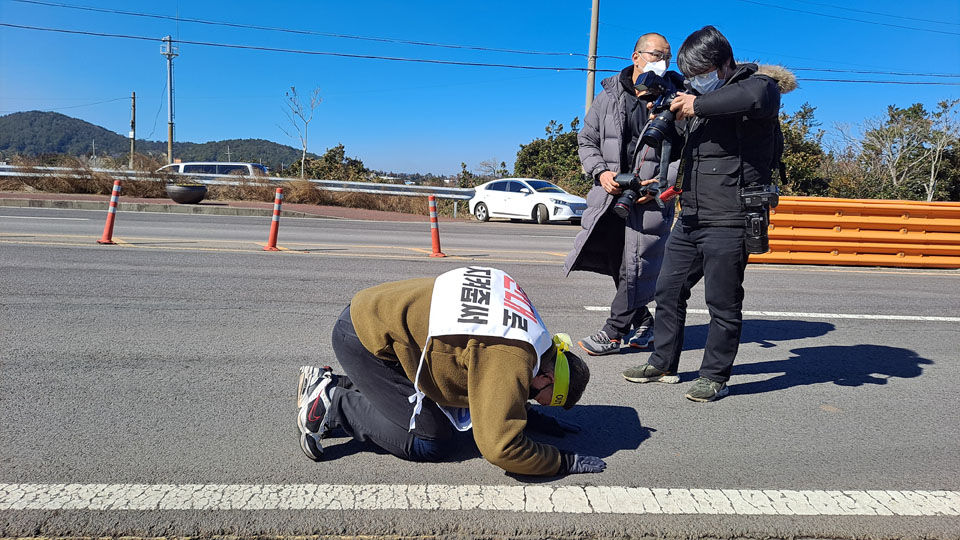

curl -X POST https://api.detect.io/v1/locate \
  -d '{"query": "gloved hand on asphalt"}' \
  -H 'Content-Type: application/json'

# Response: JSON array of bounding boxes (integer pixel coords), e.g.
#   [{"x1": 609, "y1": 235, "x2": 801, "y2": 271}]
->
[
  {"x1": 526, "y1": 408, "x2": 582, "y2": 437},
  {"x1": 559, "y1": 452, "x2": 607, "y2": 474}
]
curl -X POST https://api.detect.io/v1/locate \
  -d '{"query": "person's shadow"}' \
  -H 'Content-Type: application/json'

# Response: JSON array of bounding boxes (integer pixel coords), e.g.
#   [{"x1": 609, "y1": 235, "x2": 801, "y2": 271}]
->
[
  {"x1": 690, "y1": 319, "x2": 836, "y2": 350},
  {"x1": 732, "y1": 344, "x2": 933, "y2": 396},
  {"x1": 503, "y1": 405, "x2": 652, "y2": 482},
  {"x1": 620, "y1": 319, "x2": 835, "y2": 357},
  {"x1": 317, "y1": 405, "x2": 650, "y2": 468}
]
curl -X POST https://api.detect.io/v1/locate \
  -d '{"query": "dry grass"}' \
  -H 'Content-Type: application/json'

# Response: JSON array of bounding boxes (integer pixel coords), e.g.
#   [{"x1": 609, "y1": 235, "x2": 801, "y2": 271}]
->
[{"x1": 2, "y1": 154, "x2": 464, "y2": 217}]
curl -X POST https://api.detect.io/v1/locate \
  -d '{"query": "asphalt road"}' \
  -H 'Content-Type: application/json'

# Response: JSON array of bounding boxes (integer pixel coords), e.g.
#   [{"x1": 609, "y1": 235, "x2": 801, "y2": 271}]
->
[{"x1": 1, "y1": 206, "x2": 959, "y2": 539}]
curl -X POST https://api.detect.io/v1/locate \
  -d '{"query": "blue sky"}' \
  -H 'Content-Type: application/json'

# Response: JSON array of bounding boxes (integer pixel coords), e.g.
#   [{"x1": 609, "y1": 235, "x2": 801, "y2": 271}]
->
[{"x1": 1, "y1": 0, "x2": 958, "y2": 175}]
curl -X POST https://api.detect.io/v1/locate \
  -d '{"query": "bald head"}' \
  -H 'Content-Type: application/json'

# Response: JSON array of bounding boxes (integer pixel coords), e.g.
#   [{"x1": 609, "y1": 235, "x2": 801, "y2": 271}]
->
[{"x1": 635, "y1": 33, "x2": 668, "y2": 53}]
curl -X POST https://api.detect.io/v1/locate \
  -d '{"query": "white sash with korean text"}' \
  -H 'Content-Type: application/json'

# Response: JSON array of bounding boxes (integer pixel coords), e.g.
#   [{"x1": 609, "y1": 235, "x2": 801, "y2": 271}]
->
[{"x1": 408, "y1": 266, "x2": 552, "y2": 432}]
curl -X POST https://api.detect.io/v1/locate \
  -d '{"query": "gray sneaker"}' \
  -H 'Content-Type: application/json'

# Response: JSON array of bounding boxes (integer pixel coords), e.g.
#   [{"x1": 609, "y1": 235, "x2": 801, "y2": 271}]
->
[
  {"x1": 622, "y1": 363, "x2": 679, "y2": 384},
  {"x1": 684, "y1": 377, "x2": 729, "y2": 402},
  {"x1": 627, "y1": 326, "x2": 654, "y2": 349},
  {"x1": 578, "y1": 330, "x2": 621, "y2": 356}
]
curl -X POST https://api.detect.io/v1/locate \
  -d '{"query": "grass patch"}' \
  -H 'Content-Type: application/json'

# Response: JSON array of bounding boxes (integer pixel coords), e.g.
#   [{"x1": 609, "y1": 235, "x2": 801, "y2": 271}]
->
[{"x1": 2, "y1": 155, "x2": 466, "y2": 217}]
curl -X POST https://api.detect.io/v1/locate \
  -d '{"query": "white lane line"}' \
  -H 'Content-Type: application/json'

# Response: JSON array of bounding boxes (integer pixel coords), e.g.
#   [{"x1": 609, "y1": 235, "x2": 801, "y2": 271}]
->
[
  {"x1": 583, "y1": 307, "x2": 960, "y2": 322},
  {"x1": 0, "y1": 216, "x2": 89, "y2": 221},
  {"x1": 0, "y1": 484, "x2": 956, "y2": 515}
]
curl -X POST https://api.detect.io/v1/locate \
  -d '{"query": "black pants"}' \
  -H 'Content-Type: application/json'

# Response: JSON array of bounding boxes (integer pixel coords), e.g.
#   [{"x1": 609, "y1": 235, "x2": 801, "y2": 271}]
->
[
  {"x1": 327, "y1": 306, "x2": 454, "y2": 461},
  {"x1": 602, "y1": 265, "x2": 653, "y2": 341},
  {"x1": 647, "y1": 223, "x2": 747, "y2": 383}
]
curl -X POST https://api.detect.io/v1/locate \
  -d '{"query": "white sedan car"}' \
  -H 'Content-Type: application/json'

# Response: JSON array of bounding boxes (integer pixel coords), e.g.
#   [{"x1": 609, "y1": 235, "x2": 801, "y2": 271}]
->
[{"x1": 468, "y1": 178, "x2": 587, "y2": 224}]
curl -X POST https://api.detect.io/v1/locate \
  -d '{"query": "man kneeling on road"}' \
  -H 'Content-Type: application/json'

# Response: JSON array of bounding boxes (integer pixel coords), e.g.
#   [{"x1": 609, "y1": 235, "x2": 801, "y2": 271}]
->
[{"x1": 296, "y1": 266, "x2": 605, "y2": 477}]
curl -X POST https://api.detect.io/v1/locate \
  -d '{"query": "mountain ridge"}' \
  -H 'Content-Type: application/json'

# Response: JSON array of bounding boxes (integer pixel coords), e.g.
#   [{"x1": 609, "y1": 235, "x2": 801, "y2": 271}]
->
[{"x1": 0, "y1": 111, "x2": 314, "y2": 170}]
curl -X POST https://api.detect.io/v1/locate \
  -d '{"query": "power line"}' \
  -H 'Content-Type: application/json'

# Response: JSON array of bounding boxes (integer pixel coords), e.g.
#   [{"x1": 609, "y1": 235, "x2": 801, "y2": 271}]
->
[
  {"x1": 599, "y1": 22, "x2": 958, "y2": 72},
  {"x1": 735, "y1": 0, "x2": 960, "y2": 36},
  {"x1": 3, "y1": 23, "x2": 960, "y2": 86},
  {"x1": 795, "y1": 79, "x2": 960, "y2": 85},
  {"x1": 790, "y1": 68, "x2": 960, "y2": 78},
  {"x1": 0, "y1": 23, "x2": 595, "y2": 71},
  {"x1": 13, "y1": 1, "x2": 959, "y2": 77},
  {"x1": 2, "y1": 97, "x2": 127, "y2": 112},
  {"x1": 786, "y1": 0, "x2": 960, "y2": 27},
  {"x1": 8, "y1": 0, "x2": 626, "y2": 60}
]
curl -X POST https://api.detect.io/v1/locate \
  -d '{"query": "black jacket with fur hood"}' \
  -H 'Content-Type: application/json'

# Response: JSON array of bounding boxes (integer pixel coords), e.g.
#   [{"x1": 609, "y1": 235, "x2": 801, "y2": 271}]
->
[{"x1": 679, "y1": 63, "x2": 796, "y2": 226}]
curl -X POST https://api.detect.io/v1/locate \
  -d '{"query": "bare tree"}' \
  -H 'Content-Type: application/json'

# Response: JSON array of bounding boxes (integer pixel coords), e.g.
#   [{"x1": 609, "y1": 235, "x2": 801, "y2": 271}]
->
[
  {"x1": 924, "y1": 99, "x2": 960, "y2": 202},
  {"x1": 280, "y1": 86, "x2": 322, "y2": 179},
  {"x1": 860, "y1": 104, "x2": 930, "y2": 190}
]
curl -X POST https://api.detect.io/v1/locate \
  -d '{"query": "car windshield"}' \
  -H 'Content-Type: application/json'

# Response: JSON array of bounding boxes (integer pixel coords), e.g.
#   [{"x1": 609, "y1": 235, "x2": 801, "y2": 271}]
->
[{"x1": 525, "y1": 180, "x2": 564, "y2": 193}]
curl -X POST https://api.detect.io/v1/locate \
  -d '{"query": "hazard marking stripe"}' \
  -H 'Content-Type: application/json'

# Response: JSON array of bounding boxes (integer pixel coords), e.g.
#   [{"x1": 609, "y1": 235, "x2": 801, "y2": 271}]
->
[
  {"x1": 0, "y1": 484, "x2": 957, "y2": 515},
  {"x1": 583, "y1": 307, "x2": 960, "y2": 322}
]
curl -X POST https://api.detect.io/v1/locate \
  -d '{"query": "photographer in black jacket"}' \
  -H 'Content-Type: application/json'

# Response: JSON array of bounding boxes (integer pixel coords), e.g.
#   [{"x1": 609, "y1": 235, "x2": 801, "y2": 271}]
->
[{"x1": 621, "y1": 25, "x2": 795, "y2": 402}]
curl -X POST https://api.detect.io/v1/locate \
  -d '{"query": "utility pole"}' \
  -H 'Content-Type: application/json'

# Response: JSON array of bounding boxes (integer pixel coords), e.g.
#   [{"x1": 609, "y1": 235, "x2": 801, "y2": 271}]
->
[
  {"x1": 584, "y1": 0, "x2": 600, "y2": 115},
  {"x1": 129, "y1": 91, "x2": 136, "y2": 170},
  {"x1": 226, "y1": 145, "x2": 232, "y2": 161},
  {"x1": 161, "y1": 35, "x2": 178, "y2": 164}
]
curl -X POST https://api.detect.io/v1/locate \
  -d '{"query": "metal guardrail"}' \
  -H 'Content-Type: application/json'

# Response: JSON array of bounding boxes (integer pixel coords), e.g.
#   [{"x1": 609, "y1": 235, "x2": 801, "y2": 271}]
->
[
  {"x1": 0, "y1": 165, "x2": 475, "y2": 200},
  {"x1": 751, "y1": 196, "x2": 960, "y2": 269}
]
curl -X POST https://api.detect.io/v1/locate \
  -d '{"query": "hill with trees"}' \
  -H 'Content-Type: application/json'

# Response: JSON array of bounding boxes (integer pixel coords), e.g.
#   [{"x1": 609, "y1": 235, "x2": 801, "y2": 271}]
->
[{"x1": 0, "y1": 111, "x2": 312, "y2": 171}]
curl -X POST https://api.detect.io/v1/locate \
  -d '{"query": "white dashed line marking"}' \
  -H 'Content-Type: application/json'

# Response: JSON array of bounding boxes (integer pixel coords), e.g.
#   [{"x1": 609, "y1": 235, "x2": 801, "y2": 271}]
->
[
  {"x1": 582, "y1": 307, "x2": 960, "y2": 322},
  {"x1": 0, "y1": 216, "x2": 89, "y2": 220},
  {"x1": 0, "y1": 484, "x2": 957, "y2": 515}
]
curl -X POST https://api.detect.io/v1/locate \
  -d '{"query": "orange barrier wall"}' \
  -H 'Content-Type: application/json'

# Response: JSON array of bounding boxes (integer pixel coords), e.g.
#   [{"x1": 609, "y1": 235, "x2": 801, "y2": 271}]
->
[{"x1": 749, "y1": 197, "x2": 960, "y2": 269}]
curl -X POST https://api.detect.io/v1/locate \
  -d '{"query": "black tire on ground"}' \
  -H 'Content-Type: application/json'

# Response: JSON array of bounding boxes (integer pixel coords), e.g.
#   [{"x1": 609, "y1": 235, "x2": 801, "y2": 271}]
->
[
  {"x1": 534, "y1": 204, "x2": 549, "y2": 224},
  {"x1": 474, "y1": 202, "x2": 490, "y2": 222}
]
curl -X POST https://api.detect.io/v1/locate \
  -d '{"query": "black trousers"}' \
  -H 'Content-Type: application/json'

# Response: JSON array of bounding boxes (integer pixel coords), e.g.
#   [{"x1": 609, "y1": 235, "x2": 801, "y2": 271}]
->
[
  {"x1": 602, "y1": 265, "x2": 653, "y2": 341},
  {"x1": 647, "y1": 223, "x2": 747, "y2": 383},
  {"x1": 327, "y1": 306, "x2": 454, "y2": 461}
]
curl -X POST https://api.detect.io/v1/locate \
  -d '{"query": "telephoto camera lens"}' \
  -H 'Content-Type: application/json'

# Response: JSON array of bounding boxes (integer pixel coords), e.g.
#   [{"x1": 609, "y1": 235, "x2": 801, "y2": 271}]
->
[
  {"x1": 744, "y1": 211, "x2": 770, "y2": 254},
  {"x1": 613, "y1": 189, "x2": 638, "y2": 219},
  {"x1": 640, "y1": 108, "x2": 676, "y2": 148}
]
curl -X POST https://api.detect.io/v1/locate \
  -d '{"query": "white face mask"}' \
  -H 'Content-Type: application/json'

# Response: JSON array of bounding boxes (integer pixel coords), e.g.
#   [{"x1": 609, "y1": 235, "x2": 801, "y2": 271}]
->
[
  {"x1": 690, "y1": 70, "x2": 722, "y2": 94},
  {"x1": 643, "y1": 60, "x2": 667, "y2": 77}
]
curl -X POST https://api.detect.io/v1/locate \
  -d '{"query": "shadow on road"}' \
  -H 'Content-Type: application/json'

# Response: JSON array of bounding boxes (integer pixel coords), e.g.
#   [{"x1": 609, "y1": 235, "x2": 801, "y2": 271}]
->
[
  {"x1": 731, "y1": 344, "x2": 933, "y2": 395},
  {"x1": 506, "y1": 405, "x2": 651, "y2": 482},
  {"x1": 690, "y1": 318, "x2": 835, "y2": 350},
  {"x1": 618, "y1": 319, "x2": 835, "y2": 361},
  {"x1": 315, "y1": 405, "x2": 651, "y2": 480}
]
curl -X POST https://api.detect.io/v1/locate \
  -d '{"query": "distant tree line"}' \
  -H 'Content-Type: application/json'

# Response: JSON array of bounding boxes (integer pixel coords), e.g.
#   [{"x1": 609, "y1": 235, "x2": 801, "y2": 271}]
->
[
  {"x1": 6, "y1": 100, "x2": 959, "y2": 202},
  {"x1": 500, "y1": 100, "x2": 960, "y2": 202}
]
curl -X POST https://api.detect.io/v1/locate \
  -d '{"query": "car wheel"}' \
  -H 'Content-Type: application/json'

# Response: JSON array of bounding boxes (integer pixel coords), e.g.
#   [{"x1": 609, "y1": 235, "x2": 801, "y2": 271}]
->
[
  {"x1": 534, "y1": 204, "x2": 549, "y2": 224},
  {"x1": 475, "y1": 202, "x2": 489, "y2": 222}
]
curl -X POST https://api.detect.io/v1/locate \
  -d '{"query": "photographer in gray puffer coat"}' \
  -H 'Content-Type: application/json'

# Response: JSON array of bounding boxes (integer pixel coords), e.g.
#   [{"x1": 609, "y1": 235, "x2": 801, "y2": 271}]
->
[{"x1": 564, "y1": 32, "x2": 679, "y2": 357}]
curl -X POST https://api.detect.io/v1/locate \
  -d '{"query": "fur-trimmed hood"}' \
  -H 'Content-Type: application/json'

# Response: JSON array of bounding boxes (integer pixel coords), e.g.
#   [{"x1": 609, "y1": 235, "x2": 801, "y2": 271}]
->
[{"x1": 755, "y1": 63, "x2": 797, "y2": 94}]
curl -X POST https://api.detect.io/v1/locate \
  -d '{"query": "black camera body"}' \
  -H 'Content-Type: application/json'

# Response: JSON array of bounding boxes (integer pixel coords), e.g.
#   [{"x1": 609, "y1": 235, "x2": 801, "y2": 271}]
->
[
  {"x1": 610, "y1": 71, "x2": 685, "y2": 219},
  {"x1": 636, "y1": 71, "x2": 684, "y2": 149},
  {"x1": 612, "y1": 173, "x2": 648, "y2": 218},
  {"x1": 740, "y1": 183, "x2": 780, "y2": 254}
]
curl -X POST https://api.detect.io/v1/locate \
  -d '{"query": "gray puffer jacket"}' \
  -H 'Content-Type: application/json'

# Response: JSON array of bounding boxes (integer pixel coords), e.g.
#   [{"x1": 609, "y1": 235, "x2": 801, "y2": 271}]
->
[{"x1": 564, "y1": 69, "x2": 676, "y2": 310}]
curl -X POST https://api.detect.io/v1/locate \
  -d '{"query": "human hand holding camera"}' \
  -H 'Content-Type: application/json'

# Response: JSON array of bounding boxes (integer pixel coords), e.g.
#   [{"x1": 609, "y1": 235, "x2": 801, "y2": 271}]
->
[
  {"x1": 636, "y1": 178, "x2": 658, "y2": 204},
  {"x1": 599, "y1": 171, "x2": 622, "y2": 195},
  {"x1": 669, "y1": 92, "x2": 697, "y2": 120}
]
